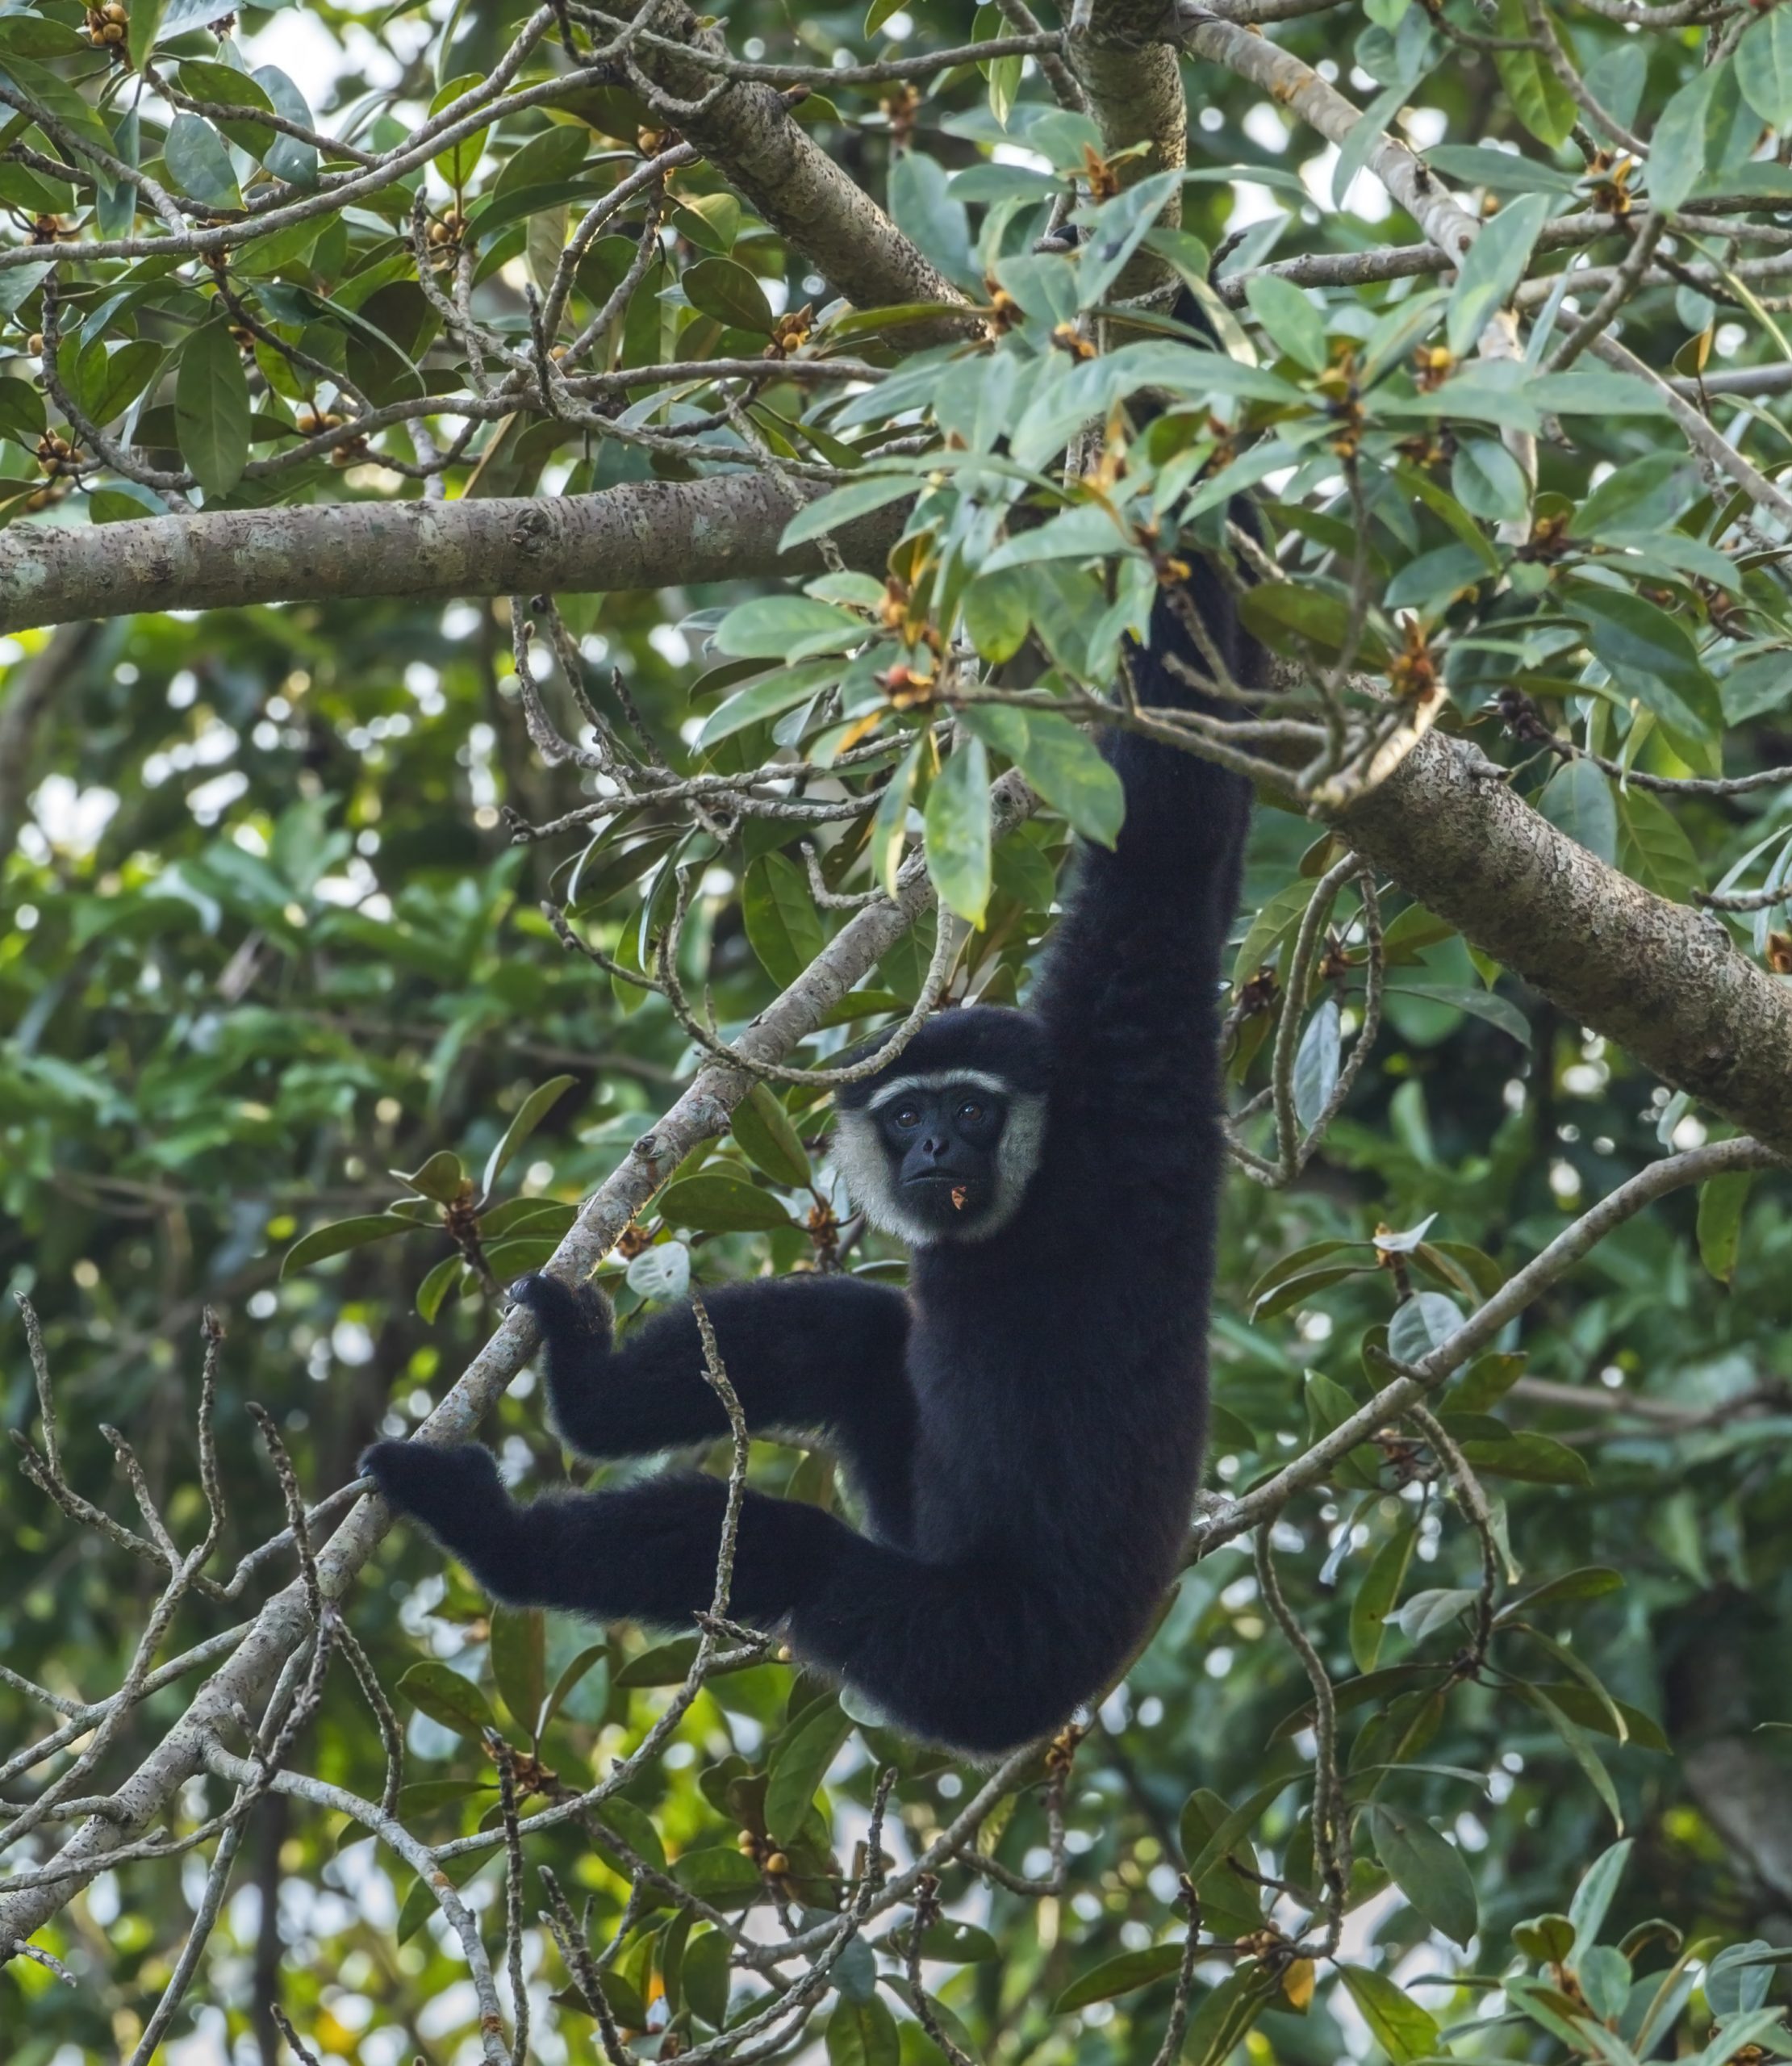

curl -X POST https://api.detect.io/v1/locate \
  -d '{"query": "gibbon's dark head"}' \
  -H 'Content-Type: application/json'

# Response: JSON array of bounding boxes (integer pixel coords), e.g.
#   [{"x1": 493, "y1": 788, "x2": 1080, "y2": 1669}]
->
[{"x1": 832, "y1": 1008, "x2": 1051, "y2": 1247}]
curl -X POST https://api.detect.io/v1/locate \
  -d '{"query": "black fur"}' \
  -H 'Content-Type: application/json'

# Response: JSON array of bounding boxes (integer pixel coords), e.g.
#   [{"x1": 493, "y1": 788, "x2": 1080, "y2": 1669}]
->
[{"x1": 364, "y1": 436, "x2": 1258, "y2": 1758}]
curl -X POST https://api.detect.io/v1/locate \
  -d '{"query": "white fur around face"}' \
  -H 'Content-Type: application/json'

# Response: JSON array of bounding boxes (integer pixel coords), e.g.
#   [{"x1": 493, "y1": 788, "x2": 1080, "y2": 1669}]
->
[{"x1": 833, "y1": 1085, "x2": 1047, "y2": 1248}]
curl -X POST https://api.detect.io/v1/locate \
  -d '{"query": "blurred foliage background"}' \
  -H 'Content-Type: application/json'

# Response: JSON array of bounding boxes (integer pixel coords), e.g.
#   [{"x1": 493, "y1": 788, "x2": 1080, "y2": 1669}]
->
[{"x1": 3, "y1": 0, "x2": 1792, "y2": 2050}]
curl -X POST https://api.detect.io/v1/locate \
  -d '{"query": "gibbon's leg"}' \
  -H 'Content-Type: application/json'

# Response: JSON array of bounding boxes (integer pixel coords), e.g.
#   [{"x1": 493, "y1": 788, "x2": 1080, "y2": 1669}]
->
[
  {"x1": 359, "y1": 1445, "x2": 1088, "y2": 1754},
  {"x1": 509, "y1": 1273, "x2": 917, "y2": 1537}
]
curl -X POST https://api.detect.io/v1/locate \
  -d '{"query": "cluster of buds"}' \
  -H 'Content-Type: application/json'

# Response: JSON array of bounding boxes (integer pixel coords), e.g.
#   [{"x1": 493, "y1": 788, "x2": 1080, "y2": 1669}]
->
[
  {"x1": 294, "y1": 405, "x2": 345, "y2": 439},
  {"x1": 1582, "y1": 148, "x2": 1637, "y2": 218},
  {"x1": 1412, "y1": 343, "x2": 1454, "y2": 393},
  {"x1": 763, "y1": 303, "x2": 814, "y2": 359},
  {"x1": 982, "y1": 279, "x2": 1021, "y2": 339},
  {"x1": 84, "y1": 0, "x2": 128, "y2": 47},
  {"x1": 612, "y1": 1222, "x2": 654, "y2": 1261},
  {"x1": 35, "y1": 430, "x2": 79, "y2": 477},
  {"x1": 29, "y1": 213, "x2": 76, "y2": 245},
  {"x1": 1387, "y1": 616, "x2": 1440, "y2": 703},
  {"x1": 879, "y1": 82, "x2": 919, "y2": 149},
  {"x1": 424, "y1": 208, "x2": 468, "y2": 258},
  {"x1": 1051, "y1": 320, "x2": 1096, "y2": 360},
  {"x1": 735, "y1": 1828, "x2": 791, "y2": 1879},
  {"x1": 637, "y1": 124, "x2": 679, "y2": 157},
  {"x1": 228, "y1": 322, "x2": 256, "y2": 359}
]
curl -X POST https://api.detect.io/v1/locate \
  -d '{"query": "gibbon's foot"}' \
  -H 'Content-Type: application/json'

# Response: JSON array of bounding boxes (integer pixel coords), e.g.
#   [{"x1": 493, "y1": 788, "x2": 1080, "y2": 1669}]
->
[{"x1": 360, "y1": 1439, "x2": 500, "y2": 1534}]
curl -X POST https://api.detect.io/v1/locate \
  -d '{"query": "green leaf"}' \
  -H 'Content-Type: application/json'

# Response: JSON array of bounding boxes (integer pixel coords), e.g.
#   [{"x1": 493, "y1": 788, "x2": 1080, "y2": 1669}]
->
[
  {"x1": 685, "y1": 255, "x2": 775, "y2": 333},
  {"x1": 175, "y1": 317, "x2": 251, "y2": 500},
  {"x1": 1538, "y1": 759, "x2": 1618, "y2": 865},
  {"x1": 1617, "y1": 788, "x2": 1702, "y2": 906},
  {"x1": 1697, "y1": 1169, "x2": 1752, "y2": 1284},
  {"x1": 742, "y1": 851, "x2": 827, "y2": 988},
  {"x1": 1648, "y1": 61, "x2": 1720, "y2": 214},
  {"x1": 481, "y1": 1074, "x2": 577, "y2": 1201},
  {"x1": 1452, "y1": 437, "x2": 1531, "y2": 525},
  {"x1": 961, "y1": 568, "x2": 1032, "y2": 664},
  {"x1": 0, "y1": 374, "x2": 46, "y2": 449},
  {"x1": 282, "y1": 1213, "x2": 410, "y2": 1276},
  {"x1": 1493, "y1": 0, "x2": 1577, "y2": 144},
  {"x1": 1180, "y1": 1773, "x2": 1291, "y2": 1881},
  {"x1": 1184, "y1": 1968, "x2": 1279, "y2": 2066},
  {"x1": 395, "y1": 1149, "x2": 468, "y2": 1205},
  {"x1": 1569, "y1": 1838, "x2": 1634, "y2": 1952},
  {"x1": 960, "y1": 705, "x2": 1122, "y2": 847},
  {"x1": 129, "y1": 0, "x2": 166, "y2": 70},
  {"x1": 764, "y1": 1696, "x2": 853, "y2": 1842},
  {"x1": 657, "y1": 1173, "x2": 794, "y2": 1233},
  {"x1": 399, "y1": 1660, "x2": 498, "y2": 1738},
  {"x1": 83, "y1": 341, "x2": 164, "y2": 429},
  {"x1": 491, "y1": 1605, "x2": 545, "y2": 1739},
  {"x1": 888, "y1": 150, "x2": 974, "y2": 288},
  {"x1": 430, "y1": 73, "x2": 489, "y2": 188},
  {"x1": 1738, "y1": 8, "x2": 1792, "y2": 130},
  {"x1": 1076, "y1": 168, "x2": 1181, "y2": 306},
  {"x1": 1573, "y1": 453, "x2": 1700, "y2": 542},
  {"x1": 824, "y1": 1993, "x2": 900, "y2": 2066},
  {"x1": 1388, "y1": 1290, "x2": 1464, "y2": 1362},
  {"x1": 1337, "y1": 1966, "x2": 1442, "y2": 2064},
  {"x1": 1526, "y1": 1683, "x2": 1624, "y2": 1828},
  {"x1": 1567, "y1": 586, "x2": 1722, "y2": 745},
  {"x1": 1243, "y1": 274, "x2": 1328, "y2": 374},
  {"x1": 697, "y1": 660, "x2": 842, "y2": 748},
  {"x1": 1368, "y1": 1801, "x2": 1478, "y2": 1947},
  {"x1": 1448, "y1": 192, "x2": 1552, "y2": 354},
  {"x1": 1459, "y1": 1430, "x2": 1592, "y2": 1487},
  {"x1": 888, "y1": 1918, "x2": 999, "y2": 1964},
  {"x1": 925, "y1": 732, "x2": 993, "y2": 924},
  {"x1": 1497, "y1": 1566, "x2": 1623, "y2": 1621},
  {"x1": 416, "y1": 1252, "x2": 463, "y2": 1322},
  {"x1": 716, "y1": 595, "x2": 865, "y2": 663},
  {"x1": 1351, "y1": 1522, "x2": 1418, "y2": 1673},
  {"x1": 164, "y1": 113, "x2": 243, "y2": 211},
  {"x1": 1386, "y1": 982, "x2": 1531, "y2": 1046},
  {"x1": 1053, "y1": 1941, "x2": 1187, "y2": 2014},
  {"x1": 253, "y1": 65, "x2": 319, "y2": 186},
  {"x1": 731, "y1": 1082, "x2": 811, "y2": 1188},
  {"x1": 779, "y1": 473, "x2": 915, "y2": 550},
  {"x1": 1293, "y1": 998, "x2": 1342, "y2": 1131}
]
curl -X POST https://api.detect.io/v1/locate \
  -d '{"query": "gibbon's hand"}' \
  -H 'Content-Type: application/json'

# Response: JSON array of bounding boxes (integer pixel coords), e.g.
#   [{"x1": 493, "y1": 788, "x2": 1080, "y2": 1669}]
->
[
  {"x1": 361, "y1": 1437, "x2": 502, "y2": 1537},
  {"x1": 509, "y1": 1272, "x2": 616, "y2": 1453}
]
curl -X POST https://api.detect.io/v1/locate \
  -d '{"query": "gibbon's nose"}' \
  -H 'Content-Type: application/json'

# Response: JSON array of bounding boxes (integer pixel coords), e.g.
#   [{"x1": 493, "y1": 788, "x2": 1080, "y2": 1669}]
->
[{"x1": 921, "y1": 1133, "x2": 950, "y2": 1161}]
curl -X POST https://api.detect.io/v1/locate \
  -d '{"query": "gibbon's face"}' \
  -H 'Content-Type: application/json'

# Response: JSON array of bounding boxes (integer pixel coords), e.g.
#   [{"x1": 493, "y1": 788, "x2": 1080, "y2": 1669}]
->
[{"x1": 833, "y1": 1068, "x2": 1047, "y2": 1246}]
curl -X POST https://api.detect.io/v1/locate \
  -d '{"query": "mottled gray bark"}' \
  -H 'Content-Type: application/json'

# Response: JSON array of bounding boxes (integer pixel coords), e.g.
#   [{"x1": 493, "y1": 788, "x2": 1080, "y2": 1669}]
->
[
  {"x1": 637, "y1": 2, "x2": 974, "y2": 337},
  {"x1": 1332, "y1": 730, "x2": 1792, "y2": 1159},
  {"x1": 0, "y1": 476, "x2": 910, "y2": 635}
]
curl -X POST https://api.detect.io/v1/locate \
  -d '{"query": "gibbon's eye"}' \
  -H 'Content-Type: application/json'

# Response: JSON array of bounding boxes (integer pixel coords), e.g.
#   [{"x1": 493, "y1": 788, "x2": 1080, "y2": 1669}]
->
[
  {"x1": 893, "y1": 1105, "x2": 922, "y2": 1130},
  {"x1": 959, "y1": 1100, "x2": 984, "y2": 1123}
]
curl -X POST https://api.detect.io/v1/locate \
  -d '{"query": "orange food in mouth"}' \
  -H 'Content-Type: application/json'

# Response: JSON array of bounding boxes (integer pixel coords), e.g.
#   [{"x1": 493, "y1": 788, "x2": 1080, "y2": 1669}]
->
[{"x1": 950, "y1": 1186, "x2": 967, "y2": 1211}]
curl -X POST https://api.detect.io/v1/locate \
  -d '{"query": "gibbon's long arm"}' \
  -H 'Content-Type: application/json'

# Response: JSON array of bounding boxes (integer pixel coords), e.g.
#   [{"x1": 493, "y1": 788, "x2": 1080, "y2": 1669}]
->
[
  {"x1": 505, "y1": 1273, "x2": 917, "y2": 1537},
  {"x1": 358, "y1": 1441, "x2": 1100, "y2": 1751},
  {"x1": 1028, "y1": 573, "x2": 1256, "y2": 1165}
]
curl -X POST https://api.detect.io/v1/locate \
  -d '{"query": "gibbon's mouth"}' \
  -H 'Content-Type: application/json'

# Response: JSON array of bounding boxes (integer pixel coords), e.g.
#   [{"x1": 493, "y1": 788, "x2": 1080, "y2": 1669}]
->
[{"x1": 904, "y1": 1173, "x2": 982, "y2": 1212}]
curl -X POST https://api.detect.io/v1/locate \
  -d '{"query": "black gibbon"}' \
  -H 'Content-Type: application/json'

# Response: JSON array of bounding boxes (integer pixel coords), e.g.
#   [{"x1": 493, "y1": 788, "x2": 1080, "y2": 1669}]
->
[{"x1": 365, "y1": 321, "x2": 1259, "y2": 1754}]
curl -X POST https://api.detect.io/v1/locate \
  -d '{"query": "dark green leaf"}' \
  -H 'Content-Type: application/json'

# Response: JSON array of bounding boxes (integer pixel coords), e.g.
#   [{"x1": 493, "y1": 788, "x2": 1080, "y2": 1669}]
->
[
  {"x1": 1368, "y1": 1801, "x2": 1478, "y2": 1946},
  {"x1": 175, "y1": 317, "x2": 251, "y2": 500}
]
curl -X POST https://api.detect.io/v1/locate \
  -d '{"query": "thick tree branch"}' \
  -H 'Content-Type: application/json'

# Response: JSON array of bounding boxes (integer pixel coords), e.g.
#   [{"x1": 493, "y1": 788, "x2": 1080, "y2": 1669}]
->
[
  {"x1": 1330, "y1": 733, "x2": 1792, "y2": 1157},
  {"x1": 0, "y1": 476, "x2": 911, "y2": 635}
]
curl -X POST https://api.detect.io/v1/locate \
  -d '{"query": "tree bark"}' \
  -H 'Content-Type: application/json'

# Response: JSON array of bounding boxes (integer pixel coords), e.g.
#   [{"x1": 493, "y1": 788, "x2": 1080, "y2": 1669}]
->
[
  {"x1": 0, "y1": 475, "x2": 910, "y2": 635},
  {"x1": 1330, "y1": 730, "x2": 1792, "y2": 1161}
]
